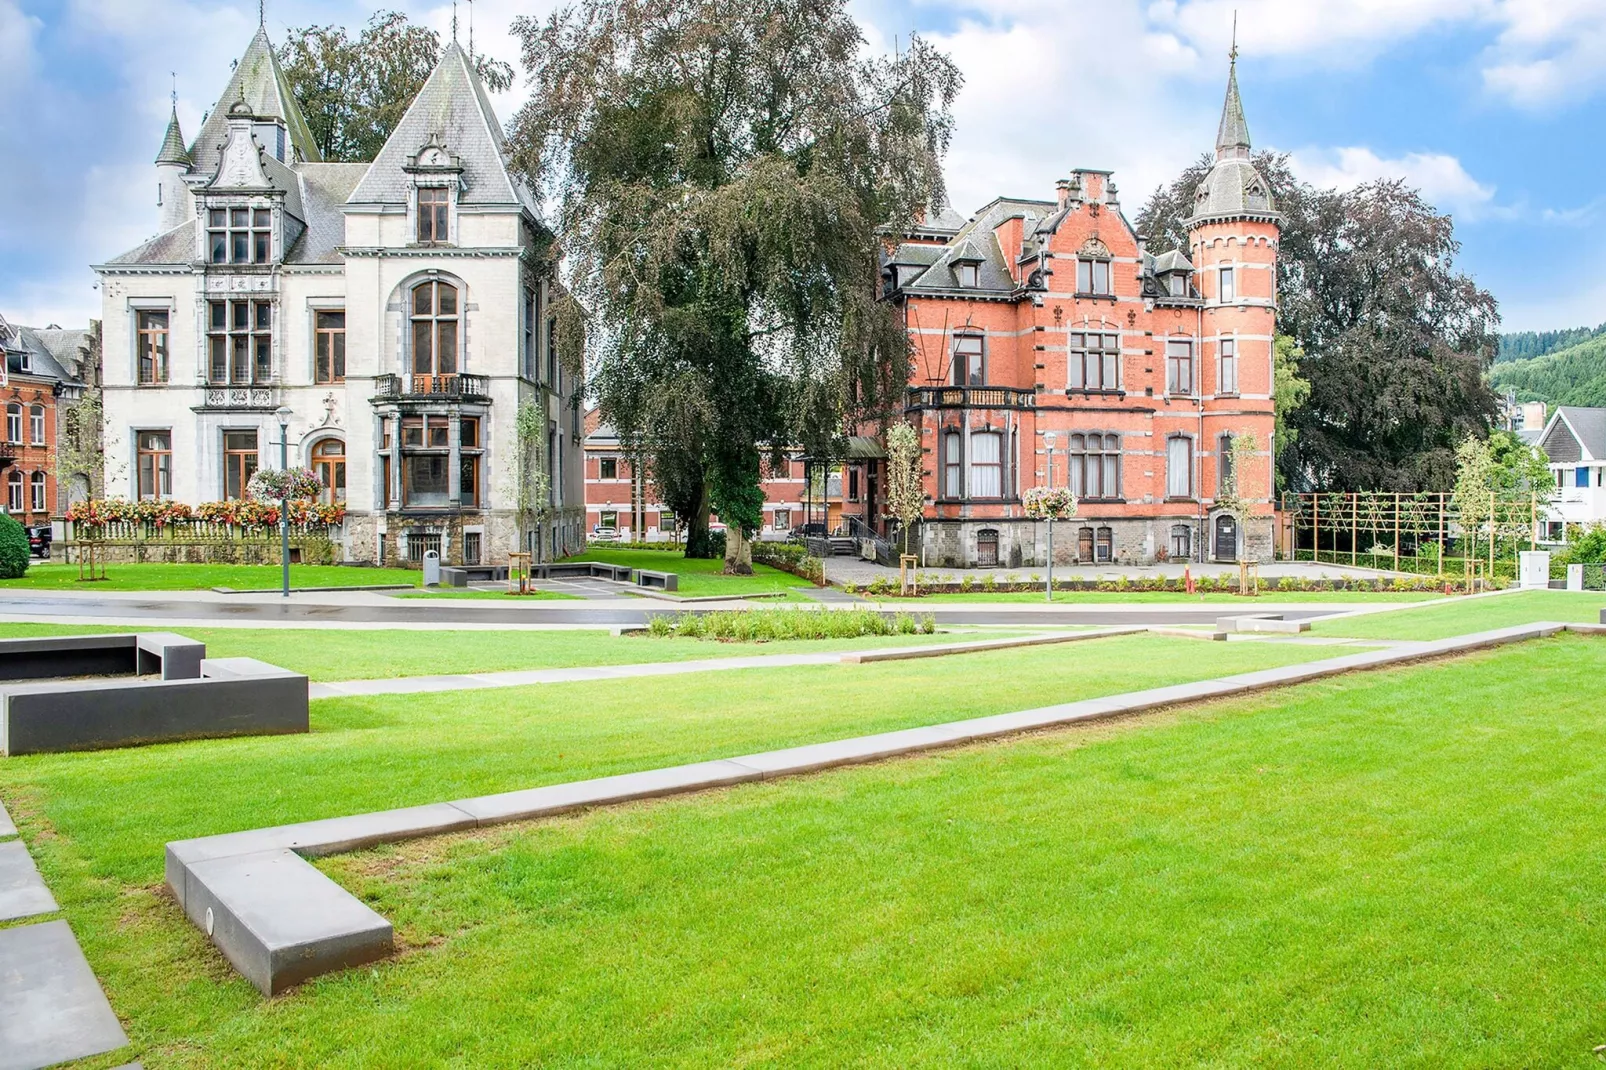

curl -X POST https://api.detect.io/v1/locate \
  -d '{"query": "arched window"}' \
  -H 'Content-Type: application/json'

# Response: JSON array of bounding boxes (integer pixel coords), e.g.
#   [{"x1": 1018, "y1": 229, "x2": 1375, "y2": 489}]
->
[
  {"x1": 312, "y1": 438, "x2": 346, "y2": 505},
  {"x1": 28, "y1": 405, "x2": 44, "y2": 445},
  {"x1": 5, "y1": 404, "x2": 20, "y2": 444},
  {"x1": 29, "y1": 471, "x2": 45, "y2": 513},
  {"x1": 5, "y1": 469, "x2": 21, "y2": 513},
  {"x1": 411, "y1": 280, "x2": 459, "y2": 377}
]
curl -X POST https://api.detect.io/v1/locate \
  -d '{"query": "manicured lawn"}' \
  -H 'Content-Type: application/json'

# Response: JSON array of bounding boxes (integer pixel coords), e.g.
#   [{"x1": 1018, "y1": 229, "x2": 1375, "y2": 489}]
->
[
  {"x1": 0, "y1": 561, "x2": 421, "y2": 591},
  {"x1": 900, "y1": 589, "x2": 1443, "y2": 604},
  {"x1": 1313, "y1": 589, "x2": 1606, "y2": 640},
  {"x1": 0, "y1": 623, "x2": 1025, "y2": 681},
  {"x1": 5, "y1": 633, "x2": 1601, "y2": 1064},
  {"x1": 568, "y1": 547, "x2": 808, "y2": 597},
  {"x1": 390, "y1": 588, "x2": 581, "y2": 601}
]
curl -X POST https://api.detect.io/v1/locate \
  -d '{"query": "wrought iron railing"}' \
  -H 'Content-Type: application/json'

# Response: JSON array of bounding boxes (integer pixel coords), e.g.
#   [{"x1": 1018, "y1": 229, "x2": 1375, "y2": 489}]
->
[
  {"x1": 373, "y1": 373, "x2": 491, "y2": 400},
  {"x1": 907, "y1": 386, "x2": 1035, "y2": 410}
]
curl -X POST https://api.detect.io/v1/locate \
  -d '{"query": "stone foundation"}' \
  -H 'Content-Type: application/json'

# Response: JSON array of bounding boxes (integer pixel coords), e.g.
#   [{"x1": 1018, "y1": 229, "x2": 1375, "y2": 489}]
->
[{"x1": 920, "y1": 514, "x2": 1275, "y2": 568}]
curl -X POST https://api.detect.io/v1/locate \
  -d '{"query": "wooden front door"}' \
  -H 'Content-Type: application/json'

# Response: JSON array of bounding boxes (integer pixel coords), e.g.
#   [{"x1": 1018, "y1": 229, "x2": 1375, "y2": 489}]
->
[{"x1": 1214, "y1": 513, "x2": 1238, "y2": 562}]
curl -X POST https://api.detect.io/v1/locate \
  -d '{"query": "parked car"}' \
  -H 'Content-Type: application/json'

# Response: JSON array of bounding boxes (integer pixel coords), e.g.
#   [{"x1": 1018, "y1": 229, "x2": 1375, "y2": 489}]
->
[
  {"x1": 26, "y1": 525, "x2": 51, "y2": 559},
  {"x1": 590, "y1": 525, "x2": 621, "y2": 542}
]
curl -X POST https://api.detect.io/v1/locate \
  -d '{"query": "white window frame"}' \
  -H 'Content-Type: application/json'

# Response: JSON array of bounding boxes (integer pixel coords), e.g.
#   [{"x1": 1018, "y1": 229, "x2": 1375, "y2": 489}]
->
[
  {"x1": 1167, "y1": 435, "x2": 1194, "y2": 500},
  {"x1": 1219, "y1": 265, "x2": 1236, "y2": 303},
  {"x1": 1219, "y1": 336, "x2": 1238, "y2": 396}
]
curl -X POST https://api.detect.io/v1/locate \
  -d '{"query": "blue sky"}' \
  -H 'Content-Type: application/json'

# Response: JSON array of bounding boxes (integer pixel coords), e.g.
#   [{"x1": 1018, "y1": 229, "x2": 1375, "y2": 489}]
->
[{"x1": 4, "y1": 0, "x2": 1605, "y2": 332}]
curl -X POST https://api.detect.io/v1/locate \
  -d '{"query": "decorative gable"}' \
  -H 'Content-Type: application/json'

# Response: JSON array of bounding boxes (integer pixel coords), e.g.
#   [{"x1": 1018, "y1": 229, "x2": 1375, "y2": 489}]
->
[
  {"x1": 1543, "y1": 419, "x2": 1584, "y2": 465},
  {"x1": 211, "y1": 107, "x2": 271, "y2": 189}
]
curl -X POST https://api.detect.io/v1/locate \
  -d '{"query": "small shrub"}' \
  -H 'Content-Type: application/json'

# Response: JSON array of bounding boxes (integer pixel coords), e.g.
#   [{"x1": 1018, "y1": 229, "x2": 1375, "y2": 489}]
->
[
  {"x1": 0, "y1": 515, "x2": 28, "y2": 579},
  {"x1": 644, "y1": 608, "x2": 931, "y2": 642}
]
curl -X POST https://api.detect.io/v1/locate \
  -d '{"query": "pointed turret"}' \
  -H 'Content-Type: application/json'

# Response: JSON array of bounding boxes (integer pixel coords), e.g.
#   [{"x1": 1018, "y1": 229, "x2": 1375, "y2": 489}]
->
[
  {"x1": 156, "y1": 106, "x2": 191, "y2": 167},
  {"x1": 1214, "y1": 58, "x2": 1251, "y2": 161},
  {"x1": 1188, "y1": 54, "x2": 1278, "y2": 228},
  {"x1": 155, "y1": 105, "x2": 193, "y2": 233}
]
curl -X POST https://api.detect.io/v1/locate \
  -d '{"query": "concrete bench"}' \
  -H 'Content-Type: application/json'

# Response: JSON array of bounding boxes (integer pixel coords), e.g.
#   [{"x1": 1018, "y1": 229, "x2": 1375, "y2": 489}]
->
[
  {"x1": 590, "y1": 563, "x2": 635, "y2": 582},
  {"x1": 1, "y1": 656, "x2": 308, "y2": 756},
  {"x1": 439, "y1": 566, "x2": 469, "y2": 588},
  {"x1": 635, "y1": 569, "x2": 679, "y2": 591},
  {"x1": 0, "y1": 634, "x2": 139, "y2": 681},
  {"x1": 1214, "y1": 614, "x2": 1310, "y2": 637},
  {"x1": 135, "y1": 632, "x2": 206, "y2": 680}
]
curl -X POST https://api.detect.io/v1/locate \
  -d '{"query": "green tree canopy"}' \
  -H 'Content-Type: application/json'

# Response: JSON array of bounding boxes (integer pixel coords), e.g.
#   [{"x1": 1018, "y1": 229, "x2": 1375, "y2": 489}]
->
[
  {"x1": 1138, "y1": 154, "x2": 1500, "y2": 493},
  {"x1": 507, "y1": 0, "x2": 959, "y2": 569},
  {"x1": 278, "y1": 11, "x2": 513, "y2": 163}
]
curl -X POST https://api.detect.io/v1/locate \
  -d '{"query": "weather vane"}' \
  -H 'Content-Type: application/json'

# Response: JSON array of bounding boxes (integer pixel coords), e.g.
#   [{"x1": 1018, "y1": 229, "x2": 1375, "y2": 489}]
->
[
  {"x1": 1229, "y1": 10, "x2": 1238, "y2": 63},
  {"x1": 171, "y1": 71, "x2": 178, "y2": 108},
  {"x1": 452, "y1": 1, "x2": 459, "y2": 43}
]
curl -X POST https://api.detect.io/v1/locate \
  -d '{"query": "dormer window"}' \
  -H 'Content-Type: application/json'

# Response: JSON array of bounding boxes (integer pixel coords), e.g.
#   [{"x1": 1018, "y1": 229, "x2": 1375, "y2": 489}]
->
[
  {"x1": 208, "y1": 207, "x2": 272, "y2": 265},
  {"x1": 418, "y1": 188, "x2": 450, "y2": 244},
  {"x1": 956, "y1": 263, "x2": 979, "y2": 288},
  {"x1": 1168, "y1": 273, "x2": 1187, "y2": 297}
]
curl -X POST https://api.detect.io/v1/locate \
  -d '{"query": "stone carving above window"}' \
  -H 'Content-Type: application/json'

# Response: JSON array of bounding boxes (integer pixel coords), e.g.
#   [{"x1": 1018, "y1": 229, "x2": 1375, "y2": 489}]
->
[{"x1": 1078, "y1": 237, "x2": 1112, "y2": 259}]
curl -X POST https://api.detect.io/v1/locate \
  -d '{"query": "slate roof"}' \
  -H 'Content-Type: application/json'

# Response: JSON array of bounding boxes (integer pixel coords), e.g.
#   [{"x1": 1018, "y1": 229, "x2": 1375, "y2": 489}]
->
[
  {"x1": 1546, "y1": 407, "x2": 1606, "y2": 462},
  {"x1": 3, "y1": 325, "x2": 81, "y2": 386},
  {"x1": 188, "y1": 28, "x2": 321, "y2": 177},
  {"x1": 1151, "y1": 249, "x2": 1193, "y2": 274},
  {"x1": 104, "y1": 221, "x2": 196, "y2": 267},
  {"x1": 348, "y1": 42, "x2": 537, "y2": 216},
  {"x1": 891, "y1": 198, "x2": 1053, "y2": 296},
  {"x1": 1189, "y1": 59, "x2": 1279, "y2": 227},
  {"x1": 288, "y1": 164, "x2": 370, "y2": 264},
  {"x1": 156, "y1": 107, "x2": 191, "y2": 166},
  {"x1": 28, "y1": 328, "x2": 95, "y2": 381}
]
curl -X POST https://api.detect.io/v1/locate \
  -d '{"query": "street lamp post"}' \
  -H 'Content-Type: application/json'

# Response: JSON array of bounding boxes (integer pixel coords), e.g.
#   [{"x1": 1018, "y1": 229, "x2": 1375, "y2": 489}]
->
[
  {"x1": 1043, "y1": 431, "x2": 1057, "y2": 602},
  {"x1": 275, "y1": 406, "x2": 293, "y2": 599}
]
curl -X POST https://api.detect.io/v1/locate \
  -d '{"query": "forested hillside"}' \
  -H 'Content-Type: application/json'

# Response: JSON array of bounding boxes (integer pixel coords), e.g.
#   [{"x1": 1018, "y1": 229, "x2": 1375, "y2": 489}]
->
[
  {"x1": 1497, "y1": 323, "x2": 1606, "y2": 363},
  {"x1": 1490, "y1": 333, "x2": 1606, "y2": 406}
]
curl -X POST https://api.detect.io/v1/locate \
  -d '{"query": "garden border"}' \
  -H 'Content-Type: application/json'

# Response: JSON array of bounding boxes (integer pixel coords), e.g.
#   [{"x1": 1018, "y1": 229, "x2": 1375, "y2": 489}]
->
[{"x1": 165, "y1": 621, "x2": 1577, "y2": 995}]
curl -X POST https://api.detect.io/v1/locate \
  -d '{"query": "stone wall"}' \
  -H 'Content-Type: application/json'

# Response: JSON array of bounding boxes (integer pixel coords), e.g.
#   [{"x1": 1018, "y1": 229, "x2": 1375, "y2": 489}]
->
[{"x1": 921, "y1": 514, "x2": 1275, "y2": 568}]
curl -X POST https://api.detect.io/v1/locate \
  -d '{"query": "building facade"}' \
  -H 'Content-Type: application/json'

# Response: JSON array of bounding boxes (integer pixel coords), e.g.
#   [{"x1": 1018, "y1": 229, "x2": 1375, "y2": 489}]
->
[
  {"x1": 1536, "y1": 407, "x2": 1606, "y2": 540},
  {"x1": 871, "y1": 58, "x2": 1279, "y2": 568},
  {"x1": 0, "y1": 315, "x2": 91, "y2": 525},
  {"x1": 582, "y1": 409, "x2": 810, "y2": 542},
  {"x1": 94, "y1": 28, "x2": 584, "y2": 566}
]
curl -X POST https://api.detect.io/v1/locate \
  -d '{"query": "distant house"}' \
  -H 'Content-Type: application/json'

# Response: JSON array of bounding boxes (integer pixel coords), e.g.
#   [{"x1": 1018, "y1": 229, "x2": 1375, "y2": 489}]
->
[
  {"x1": 1536, "y1": 406, "x2": 1606, "y2": 539},
  {"x1": 0, "y1": 315, "x2": 93, "y2": 521}
]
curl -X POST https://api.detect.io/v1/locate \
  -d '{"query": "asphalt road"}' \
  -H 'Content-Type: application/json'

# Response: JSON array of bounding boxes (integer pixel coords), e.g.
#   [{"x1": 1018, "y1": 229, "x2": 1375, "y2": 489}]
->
[{"x1": 0, "y1": 593, "x2": 1338, "y2": 628}]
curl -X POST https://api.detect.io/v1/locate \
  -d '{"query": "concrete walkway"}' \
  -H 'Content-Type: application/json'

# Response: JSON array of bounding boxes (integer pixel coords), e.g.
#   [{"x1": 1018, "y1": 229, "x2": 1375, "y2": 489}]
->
[
  {"x1": 0, "y1": 800, "x2": 131, "y2": 1070},
  {"x1": 167, "y1": 620, "x2": 1573, "y2": 996},
  {"x1": 825, "y1": 557, "x2": 1411, "y2": 586},
  {"x1": 310, "y1": 629, "x2": 1148, "y2": 700}
]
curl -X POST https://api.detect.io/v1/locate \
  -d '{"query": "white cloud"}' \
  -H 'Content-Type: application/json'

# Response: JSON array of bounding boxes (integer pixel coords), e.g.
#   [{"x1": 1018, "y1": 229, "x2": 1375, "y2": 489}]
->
[
  {"x1": 1149, "y1": 0, "x2": 1492, "y2": 68},
  {"x1": 1286, "y1": 146, "x2": 1506, "y2": 221},
  {"x1": 1480, "y1": 0, "x2": 1606, "y2": 107}
]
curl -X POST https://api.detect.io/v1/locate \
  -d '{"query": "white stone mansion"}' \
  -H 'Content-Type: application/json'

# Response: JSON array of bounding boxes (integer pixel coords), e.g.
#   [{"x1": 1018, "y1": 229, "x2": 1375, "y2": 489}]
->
[{"x1": 94, "y1": 27, "x2": 584, "y2": 565}]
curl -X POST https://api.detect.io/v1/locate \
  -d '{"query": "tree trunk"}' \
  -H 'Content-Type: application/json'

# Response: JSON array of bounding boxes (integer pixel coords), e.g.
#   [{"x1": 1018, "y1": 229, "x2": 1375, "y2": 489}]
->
[
  {"x1": 684, "y1": 483, "x2": 715, "y2": 558},
  {"x1": 724, "y1": 525, "x2": 753, "y2": 574}
]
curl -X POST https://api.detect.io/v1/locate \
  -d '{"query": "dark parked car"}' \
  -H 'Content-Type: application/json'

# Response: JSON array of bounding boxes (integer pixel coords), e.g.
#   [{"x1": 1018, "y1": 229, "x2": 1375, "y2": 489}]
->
[{"x1": 27, "y1": 525, "x2": 51, "y2": 559}]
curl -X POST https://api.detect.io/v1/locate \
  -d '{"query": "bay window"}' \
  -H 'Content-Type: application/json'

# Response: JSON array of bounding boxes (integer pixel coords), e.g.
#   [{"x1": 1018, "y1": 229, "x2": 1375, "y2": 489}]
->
[
  {"x1": 411, "y1": 281, "x2": 459, "y2": 376},
  {"x1": 208, "y1": 300, "x2": 273, "y2": 384},
  {"x1": 208, "y1": 207, "x2": 272, "y2": 265}
]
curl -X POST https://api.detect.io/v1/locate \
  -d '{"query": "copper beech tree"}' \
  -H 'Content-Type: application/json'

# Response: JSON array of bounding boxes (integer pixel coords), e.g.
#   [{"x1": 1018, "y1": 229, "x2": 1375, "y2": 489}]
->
[{"x1": 509, "y1": 0, "x2": 960, "y2": 571}]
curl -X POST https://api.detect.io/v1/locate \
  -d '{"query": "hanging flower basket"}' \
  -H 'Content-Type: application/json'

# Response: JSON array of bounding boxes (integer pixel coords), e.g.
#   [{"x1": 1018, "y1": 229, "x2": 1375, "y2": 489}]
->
[
  {"x1": 247, "y1": 467, "x2": 324, "y2": 503},
  {"x1": 1023, "y1": 486, "x2": 1078, "y2": 521}
]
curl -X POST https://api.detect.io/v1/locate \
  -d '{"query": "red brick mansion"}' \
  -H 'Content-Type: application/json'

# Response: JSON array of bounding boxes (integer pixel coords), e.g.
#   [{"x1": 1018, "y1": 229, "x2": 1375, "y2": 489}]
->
[{"x1": 867, "y1": 56, "x2": 1279, "y2": 568}]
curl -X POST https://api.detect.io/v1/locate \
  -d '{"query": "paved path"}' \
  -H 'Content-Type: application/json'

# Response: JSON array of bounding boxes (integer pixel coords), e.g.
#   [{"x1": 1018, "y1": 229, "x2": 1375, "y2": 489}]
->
[
  {"x1": 0, "y1": 800, "x2": 131, "y2": 1069},
  {"x1": 0, "y1": 589, "x2": 1346, "y2": 629},
  {"x1": 826, "y1": 557, "x2": 1412, "y2": 586}
]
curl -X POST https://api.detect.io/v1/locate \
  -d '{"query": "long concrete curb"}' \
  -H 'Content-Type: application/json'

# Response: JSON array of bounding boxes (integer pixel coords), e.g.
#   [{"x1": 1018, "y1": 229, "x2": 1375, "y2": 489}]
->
[{"x1": 165, "y1": 620, "x2": 1574, "y2": 995}]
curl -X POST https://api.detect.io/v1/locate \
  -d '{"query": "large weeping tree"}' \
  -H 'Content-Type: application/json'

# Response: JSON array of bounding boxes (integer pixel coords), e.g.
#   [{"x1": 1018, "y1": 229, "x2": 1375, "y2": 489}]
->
[{"x1": 508, "y1": 0, "x2": 960, "y2": 571}]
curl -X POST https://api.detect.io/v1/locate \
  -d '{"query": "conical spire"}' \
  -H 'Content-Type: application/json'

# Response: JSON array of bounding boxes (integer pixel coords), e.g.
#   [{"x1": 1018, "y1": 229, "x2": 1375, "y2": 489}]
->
[
  {"x1": 156, "y1": 106, "x2": 191, "y2": 167},
  {"x1": 1215, "y1": 56, "x2": 1251, "y2": 161}
]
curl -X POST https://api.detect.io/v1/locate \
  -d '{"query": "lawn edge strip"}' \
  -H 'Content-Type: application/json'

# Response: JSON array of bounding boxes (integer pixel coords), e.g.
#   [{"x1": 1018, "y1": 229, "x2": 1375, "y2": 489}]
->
[
  {"x1": 840, "y1": 627, "x2": 1143, "y2": 662},
  {"x1": 163, "y1": 620, "x2": 1568, "y2": 997}
]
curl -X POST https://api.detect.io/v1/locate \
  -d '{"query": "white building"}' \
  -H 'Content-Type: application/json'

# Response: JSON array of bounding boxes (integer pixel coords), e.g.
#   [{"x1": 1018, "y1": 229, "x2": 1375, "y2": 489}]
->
[
  {"x1": 1536, "y1": 407, "x2": 1606, "y2": 539},
  {"x1": 94, "y1": 28, "x2": 584, "y2": 565}
]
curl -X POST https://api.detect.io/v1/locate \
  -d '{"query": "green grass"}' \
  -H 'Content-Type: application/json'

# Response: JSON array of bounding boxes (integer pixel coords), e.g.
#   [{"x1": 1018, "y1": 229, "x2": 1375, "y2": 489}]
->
[
  {"x1": 901, "y1": 589, "x2": 1443, "y2": 604},
  {"x1": 389, "y1": 588, "x2": 581, "y2": 601},
  {"x1": 1312, "y1": 589, "x2": 1606, "y2": 640},
  {"x1": 5, "y1": 633, "x2": 1602, "y2": 1065},
  {"x1": 0, "y1": 561, "x2": 421, "y2": 591},
  {"x1": 0, "y1": 623, "x2": 1027, "y2": 681},
  {"x1": 568, "y1": 547, "x2": 808, "y2": 597}
]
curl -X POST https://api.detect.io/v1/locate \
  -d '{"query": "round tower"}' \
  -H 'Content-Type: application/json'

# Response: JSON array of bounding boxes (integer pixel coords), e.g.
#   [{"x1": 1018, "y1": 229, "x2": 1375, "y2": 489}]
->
[
  {"x1": 155, "y1": 105, "x2": 193, "y2": 234},
  {"x1": 1188, "y1": 50, "x2": 1281, "y2": 560}
]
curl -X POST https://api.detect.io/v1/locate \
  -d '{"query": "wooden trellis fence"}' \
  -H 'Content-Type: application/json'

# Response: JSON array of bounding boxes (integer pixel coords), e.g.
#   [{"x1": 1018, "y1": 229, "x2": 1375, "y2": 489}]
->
[{"x1": 1279, "y1": 492, "x2": 1540, "y2": 579}]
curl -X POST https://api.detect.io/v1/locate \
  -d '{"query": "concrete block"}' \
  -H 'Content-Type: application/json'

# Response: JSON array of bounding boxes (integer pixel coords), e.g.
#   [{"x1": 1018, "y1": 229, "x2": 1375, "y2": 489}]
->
[
  {"x1": 177, "y1": 848, "x2": 393, "y2": 996},
  {"x1": 453, "y1": 760, "x2": 761, "y2": 825},
  {"x1": 166, "y1": 802, "x2": 480, "y2": 908},
  {"x1": 1234, "y1": 618, "x2": 1311, "y2": 634},
  {"x1": 439, "y1": 567, "x2": 469, "y2": 588},
  {"x1": 729, "y1": 725, "x2": 969, "y2": 779},
  {"x1": 0, "y1": 799, "x2": 14, "y2": 838},
  {"x1": 0, "y1": 840, "x2": 57, "y2": 922},
  {"x1": 1214, "y1": 613, "x2": 1282, "y2": 635},
  {"x1": 635, "y1": 569, "x2": 679, "y2": 592},
  {"x1": 135, "y1": 632, "x2": 206, "y2": 680},
  {"x1": 0, "y1": 634, "x2": 136, "y2": 682},
  {"x1": 0, "y1": 920, "x2": 129, "y2": 1070},
  {"x1": 2, "y1": 667, "x2": 308, "y2": 756}
]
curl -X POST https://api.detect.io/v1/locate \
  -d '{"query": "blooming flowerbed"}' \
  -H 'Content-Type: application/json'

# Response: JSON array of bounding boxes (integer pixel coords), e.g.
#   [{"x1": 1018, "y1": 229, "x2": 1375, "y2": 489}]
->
[{"x1": 66, "y1": 497, "x2": 344, "y2": 534}]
